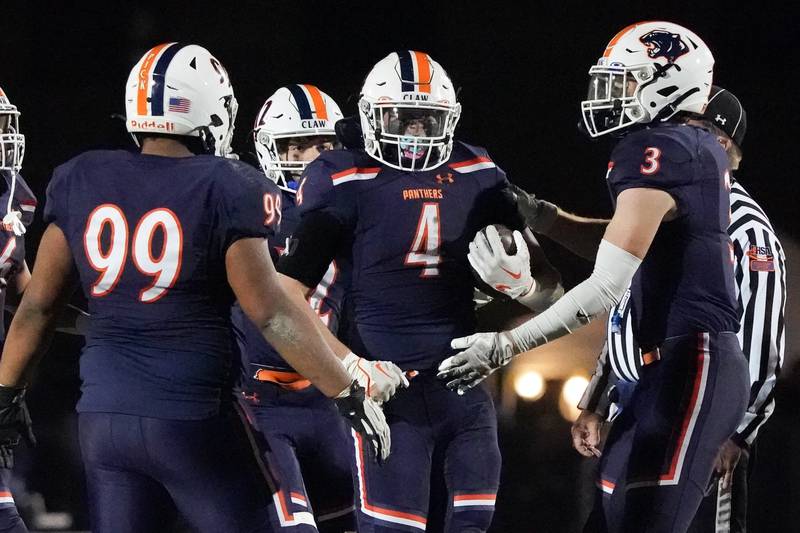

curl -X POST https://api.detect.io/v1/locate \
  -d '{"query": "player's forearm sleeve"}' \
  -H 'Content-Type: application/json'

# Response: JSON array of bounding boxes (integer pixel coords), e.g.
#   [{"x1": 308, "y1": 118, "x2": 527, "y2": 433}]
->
[
  {"x1": 277, "y1": 209, "x2": 344, "y2": 289},
  {"x1": 509, "y1": 240, "x2": 641, "y2": 353}
]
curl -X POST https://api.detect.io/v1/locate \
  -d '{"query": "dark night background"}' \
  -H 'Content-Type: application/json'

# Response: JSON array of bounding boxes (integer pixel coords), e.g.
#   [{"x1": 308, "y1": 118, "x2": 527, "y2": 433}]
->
[{"x1": 2, "y1": 1, "x2": 798, "y2": 532}]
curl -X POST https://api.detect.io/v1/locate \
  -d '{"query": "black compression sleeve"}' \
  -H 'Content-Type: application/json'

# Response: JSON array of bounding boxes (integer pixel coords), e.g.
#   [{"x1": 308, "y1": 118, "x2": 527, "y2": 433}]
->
[{"x1": 277, "y1": 209, "x2": 345, "y2": 288}]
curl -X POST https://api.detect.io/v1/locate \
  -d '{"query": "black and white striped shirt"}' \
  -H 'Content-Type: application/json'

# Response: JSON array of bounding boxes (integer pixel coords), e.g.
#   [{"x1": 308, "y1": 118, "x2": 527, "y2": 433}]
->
[{"x1": 580, "y1": 180, "x2": 787, "y2": 446}]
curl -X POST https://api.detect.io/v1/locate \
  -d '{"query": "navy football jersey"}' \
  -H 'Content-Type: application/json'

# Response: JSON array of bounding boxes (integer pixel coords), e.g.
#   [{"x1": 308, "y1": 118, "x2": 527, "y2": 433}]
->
[
  {"x1": 0, "y1": 171, "x2": 37, "y2": 341},
  {"x1": 296, "y1": 141, "x2": 525, "y2": 370},
  {"x1": 44, "y1": 150, "x2": 280, "y2": 419},
  {"x1": 606, "y1": 123, "x2": 739, "y2": 348},
  {"x1": 231, "y1": 188, "x2": 350, "y2": 377}
]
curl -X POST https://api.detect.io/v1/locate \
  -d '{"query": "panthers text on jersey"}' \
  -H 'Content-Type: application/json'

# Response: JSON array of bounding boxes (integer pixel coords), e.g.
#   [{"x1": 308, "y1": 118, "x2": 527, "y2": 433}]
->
[
  {"x1": 294, "y1": 141, "x2": 525, "y2": 370},
  {"x1": 606, "y1": 123, "x2": 739, "y2": 349},
  {"x1": 44, "y1": 150, "x2": 280, "y2": 419}
]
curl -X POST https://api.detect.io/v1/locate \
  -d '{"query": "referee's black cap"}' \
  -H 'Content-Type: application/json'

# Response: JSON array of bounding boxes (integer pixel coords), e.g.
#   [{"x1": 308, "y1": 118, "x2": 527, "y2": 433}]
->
[{"x1": 703, "y1": 86, "x2": 747, "y2": 147}]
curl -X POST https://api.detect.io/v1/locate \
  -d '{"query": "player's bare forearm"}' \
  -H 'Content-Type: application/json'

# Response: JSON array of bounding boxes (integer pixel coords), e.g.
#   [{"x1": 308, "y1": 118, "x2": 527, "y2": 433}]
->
[
  {"x1": 0, "y1": 225, "x2": 76, "y2": 386},
  {"x1": 546, "y1": 209, "x2": 609, "y2": 261},
  {"x1": 603, "y1": 188, "x2": 676, "y2": 259},
  {"x1": 226, "y1": 239, "x2": 351, "y2": 398},
  {"x1": 279, "y1": 274, "x2": 353, "y2": 360}
]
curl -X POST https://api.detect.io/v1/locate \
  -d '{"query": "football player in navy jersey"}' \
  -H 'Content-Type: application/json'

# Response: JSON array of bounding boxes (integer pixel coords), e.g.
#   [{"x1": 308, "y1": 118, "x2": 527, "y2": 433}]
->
[
  {"x1": 232, "y1": 85, "x2": 405, "y2": 532},
  {"x1": 440, "y1": 22, "x2": 751, "y2": 532},
  {"x1": 0, "y1": 86, "x2": 37, "y2": 533},
  {"x1": 0, "y1": 44, "x2": 389, "y2": 533},
  {"x1": 278, "y1": 51, "x2": 562, "y2": 533}
]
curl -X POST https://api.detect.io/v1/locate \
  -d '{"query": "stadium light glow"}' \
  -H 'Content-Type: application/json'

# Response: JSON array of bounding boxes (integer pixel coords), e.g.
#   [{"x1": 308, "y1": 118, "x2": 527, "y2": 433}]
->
[
  {"x1": 513, "y1": 371, "x2": 545, "y2": 401},
  {"x1": 559, "y1": 375, "x2": 589, "y2": 421}
]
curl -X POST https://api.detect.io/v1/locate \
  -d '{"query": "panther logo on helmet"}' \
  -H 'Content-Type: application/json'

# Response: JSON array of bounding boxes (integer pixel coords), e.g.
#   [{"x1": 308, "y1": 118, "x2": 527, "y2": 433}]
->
[{"x1": 639, "y1": 30, "x2": 689, "y2": 63}]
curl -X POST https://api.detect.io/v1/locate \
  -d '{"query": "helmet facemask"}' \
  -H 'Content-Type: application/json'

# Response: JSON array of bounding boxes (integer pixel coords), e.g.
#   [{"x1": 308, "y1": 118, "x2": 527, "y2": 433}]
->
[
  {"x1": 361, "y1": 99, "x2": 461, "y2": 172},
  {"x1": 0, "y1": 108, "x2": 24, "y2": 173},
  {"x1": 196, "y1": 93, "x2": 238, "y2": 156},
  {"x1": 254, "y1": 129, "x2": 337, "y2": 192},
  {"x1": 581, "y1": 63, "x2": 657, "y2": 138}
]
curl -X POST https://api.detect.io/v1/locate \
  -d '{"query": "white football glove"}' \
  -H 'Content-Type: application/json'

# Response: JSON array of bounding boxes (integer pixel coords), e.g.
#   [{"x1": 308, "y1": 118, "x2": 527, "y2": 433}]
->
[
  {"x1": 342, "y1": 352, "x2": 409, "y2": 404},
  {"x1": 468, "y1": 226, "x2": 534, "y2": 299},
  {"x1": 334, "y1": 381, "x2": 391, "y2": 463},
  {"x1": 437, "y1": 332, "x2": 516, "y2": 395}
]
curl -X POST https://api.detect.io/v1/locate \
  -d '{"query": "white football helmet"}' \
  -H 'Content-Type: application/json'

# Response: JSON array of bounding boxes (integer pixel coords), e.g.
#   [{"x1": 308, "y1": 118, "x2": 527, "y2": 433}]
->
[
  {"x1": 359, "y1": 51, "x2": 461, "y2": 171},
  {"x1": 581, "y1": 21, "x2": 714, "y2": 137},
  {"x1": 253, "y1": 85, "x2": 342, "y2": 193},
  {"x1": 0, "y1": 87, "x2": 24, "y2": 172},
  {"x1": 125, "y1": 43, "x2": 238, "y2": 156}
]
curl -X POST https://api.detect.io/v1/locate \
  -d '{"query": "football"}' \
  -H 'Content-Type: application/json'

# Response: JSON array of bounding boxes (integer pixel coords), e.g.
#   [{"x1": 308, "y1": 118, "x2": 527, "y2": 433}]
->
[
  {"x1": 482, "y1": 224, "x2": 516, "y2": 255},
  {"x1": 471, "y1": 224, "x2": 518, "y2": 299}
]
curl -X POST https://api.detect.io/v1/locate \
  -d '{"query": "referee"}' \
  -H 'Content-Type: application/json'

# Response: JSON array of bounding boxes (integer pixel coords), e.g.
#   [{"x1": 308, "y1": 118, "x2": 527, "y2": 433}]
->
[{"x1": 574, "y1": 86, "x2": 787, "y2": 533}]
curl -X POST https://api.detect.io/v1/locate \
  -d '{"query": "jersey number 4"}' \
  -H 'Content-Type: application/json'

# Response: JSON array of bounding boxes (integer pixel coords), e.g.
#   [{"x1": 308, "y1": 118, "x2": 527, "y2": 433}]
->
[
  {"x1": 84, "y1": 205, "x2": 182, "y2": 303},
  {"x1": 405, "y1": 202, "x2": 441, "y2": 277}
]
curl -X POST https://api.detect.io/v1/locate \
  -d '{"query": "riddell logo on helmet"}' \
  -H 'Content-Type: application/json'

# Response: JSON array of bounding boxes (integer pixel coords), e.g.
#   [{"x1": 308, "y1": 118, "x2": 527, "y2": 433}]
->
[{"x1": 129, "y1": 120, "x2": 175, "y2": 132}]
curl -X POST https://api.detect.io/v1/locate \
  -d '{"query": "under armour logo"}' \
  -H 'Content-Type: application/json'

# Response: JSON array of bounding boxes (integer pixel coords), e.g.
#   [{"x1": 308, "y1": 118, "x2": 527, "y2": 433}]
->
[
  {"x1": 435, "y1": 172, "x2": 454, "y2": 184},
  {"x1": 715, "y1": 114, "x2": 727, "y2": 125}
]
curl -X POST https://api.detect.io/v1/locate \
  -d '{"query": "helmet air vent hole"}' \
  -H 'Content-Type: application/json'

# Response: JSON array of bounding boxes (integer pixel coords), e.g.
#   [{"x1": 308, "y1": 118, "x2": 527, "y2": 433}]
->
[{"x1": 657, "y1": 86, "x2": 679, "y2": 97}]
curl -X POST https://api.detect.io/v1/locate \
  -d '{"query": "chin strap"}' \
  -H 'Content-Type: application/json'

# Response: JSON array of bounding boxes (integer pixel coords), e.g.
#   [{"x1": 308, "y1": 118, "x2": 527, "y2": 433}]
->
[
  {"x1": 3, "y1": 173, "x2": 24, "y2": 237},
  {"x1": 655, "y1": 87, "x2": 701, "y2": 123}
]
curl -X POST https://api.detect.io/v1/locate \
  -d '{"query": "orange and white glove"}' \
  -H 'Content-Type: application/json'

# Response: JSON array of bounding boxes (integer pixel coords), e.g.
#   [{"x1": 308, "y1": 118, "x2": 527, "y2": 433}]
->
[{"x1": 342, "y1": 353, "x2": 409, "y2": 404}]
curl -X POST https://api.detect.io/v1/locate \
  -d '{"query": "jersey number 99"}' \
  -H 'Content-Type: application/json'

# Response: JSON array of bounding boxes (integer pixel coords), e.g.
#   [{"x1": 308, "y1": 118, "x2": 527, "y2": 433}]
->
[{"x1": 84, "y1": 205, "x2": 183, "y2": 303}]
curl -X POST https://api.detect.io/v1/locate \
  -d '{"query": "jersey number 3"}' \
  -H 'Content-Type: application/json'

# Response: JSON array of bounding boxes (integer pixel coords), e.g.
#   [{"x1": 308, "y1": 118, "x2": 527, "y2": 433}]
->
[
  {"x1": 640, "y1": 147, "x2": 662, "y2": 175},
  {"x1": 405, "y1": 202, "x2": 441, "y2": 277},
  {"x1": 84, "y1": 205, "x2": 183, "y2": 303}
]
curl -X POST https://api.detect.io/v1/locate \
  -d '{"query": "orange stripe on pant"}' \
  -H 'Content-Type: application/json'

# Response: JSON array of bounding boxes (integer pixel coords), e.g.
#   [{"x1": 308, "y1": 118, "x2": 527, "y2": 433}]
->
[
  {"x1": 302, "y1": 84, "x2": 328, "y2": 120},
  {"x1": 136, "y1": 43, "x2": 171, "y2": 115},
  {"x1": 353, "y1": 431, "x2": 427, "y2": 529}
]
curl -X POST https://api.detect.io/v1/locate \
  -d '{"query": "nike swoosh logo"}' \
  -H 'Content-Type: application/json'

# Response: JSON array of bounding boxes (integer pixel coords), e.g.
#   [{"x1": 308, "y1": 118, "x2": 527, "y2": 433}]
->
[{"x1": 501, "y1": 267, "x2": 522, "y2": 280}]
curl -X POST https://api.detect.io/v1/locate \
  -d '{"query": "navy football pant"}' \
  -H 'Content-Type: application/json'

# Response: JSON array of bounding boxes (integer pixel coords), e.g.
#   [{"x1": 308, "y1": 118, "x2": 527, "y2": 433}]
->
[
  {"x1": 352, "y1": 372, "x2": 500, "y2": 532},
  {"x1": 79, "y1": 405, "x2": 278, "y2": 533},
  {"x1": 584, "y1": 332, "x2": 749, "y2": 533},
  {"x1": 0, "y1": 470, "x2": 26, "y2": 533},
  {"x1": 241, "y1": 383, "x2": 355, "y2": 532}
]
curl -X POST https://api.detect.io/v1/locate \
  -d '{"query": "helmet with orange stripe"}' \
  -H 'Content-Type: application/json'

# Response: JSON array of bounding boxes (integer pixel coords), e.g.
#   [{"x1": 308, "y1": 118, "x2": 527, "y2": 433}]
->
[
  {"x1": 359, "y1": 51, "x2": 461, "y2": 172},
  {"x1": 253, "y1": 85, "x2": 343, "y2": 193},
  {"x1": 124, "y1": 43, "x2": 238, "y2": 157},
  {"x1": 0, "y1": 87, "x2": 24, "y2": 173},
  {"x1": 581, "y1": 21, "x2": 714, "y2": 137}
]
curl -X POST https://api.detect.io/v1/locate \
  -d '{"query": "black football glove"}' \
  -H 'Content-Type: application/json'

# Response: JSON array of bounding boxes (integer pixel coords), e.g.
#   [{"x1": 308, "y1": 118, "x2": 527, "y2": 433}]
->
[
  {"x1": 334, "y1": 381, "x2": 390, "y2": 463},
  {"x1": 505, "y1": 183, "x2": 559, "y2": 233},
  {"x1": 0, "y1": 386, "x2": 36, "y2": 451}
]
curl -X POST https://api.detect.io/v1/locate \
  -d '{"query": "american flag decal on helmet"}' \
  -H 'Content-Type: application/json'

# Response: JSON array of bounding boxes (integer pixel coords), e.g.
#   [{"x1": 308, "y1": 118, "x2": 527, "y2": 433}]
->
[{"x1": 168, "y1": 97, "x2": 191, "y2": 113}]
